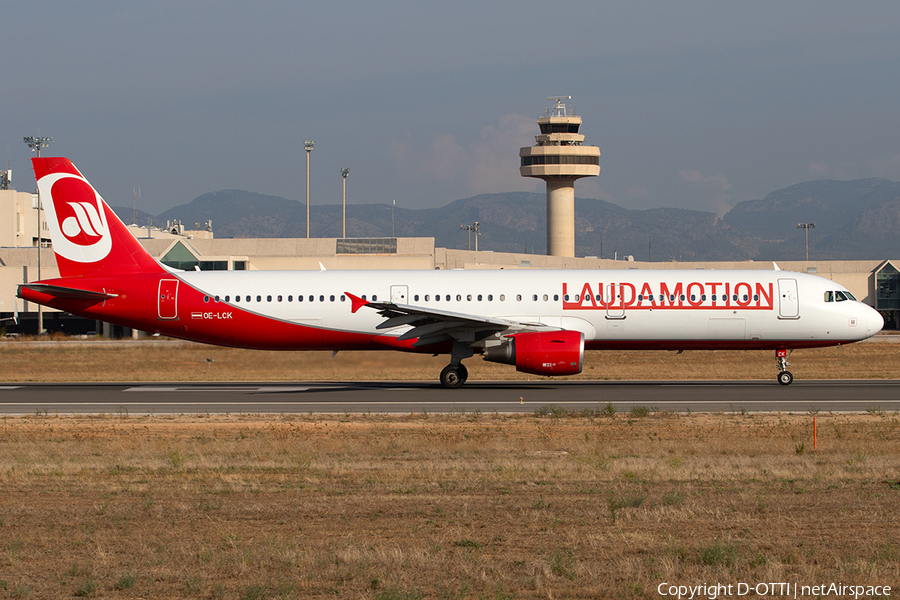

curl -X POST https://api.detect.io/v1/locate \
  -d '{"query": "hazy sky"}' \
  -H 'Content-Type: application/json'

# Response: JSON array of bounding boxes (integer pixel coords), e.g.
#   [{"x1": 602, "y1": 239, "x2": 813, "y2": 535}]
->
[{"x1": 3, "y1": 1, "x2": 900, "y2": 217}]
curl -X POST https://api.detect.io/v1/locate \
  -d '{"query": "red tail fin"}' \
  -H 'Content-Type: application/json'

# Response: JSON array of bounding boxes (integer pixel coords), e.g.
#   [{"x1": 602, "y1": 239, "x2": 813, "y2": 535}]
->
[{"x1": 33, "y1": 157, "x2": 164, "y2": 278}]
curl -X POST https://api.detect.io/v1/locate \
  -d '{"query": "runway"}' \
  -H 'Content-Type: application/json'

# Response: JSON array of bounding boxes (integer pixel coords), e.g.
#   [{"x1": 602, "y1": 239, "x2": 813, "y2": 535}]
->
[{"x1": 1, "y1": 380, "x2": 899, "y2": 415}]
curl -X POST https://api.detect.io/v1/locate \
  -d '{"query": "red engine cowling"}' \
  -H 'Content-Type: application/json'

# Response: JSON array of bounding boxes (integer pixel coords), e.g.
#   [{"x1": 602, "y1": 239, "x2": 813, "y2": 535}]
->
[{"x1": 482, "y1": 330, "x2": 584, "y2": 376}]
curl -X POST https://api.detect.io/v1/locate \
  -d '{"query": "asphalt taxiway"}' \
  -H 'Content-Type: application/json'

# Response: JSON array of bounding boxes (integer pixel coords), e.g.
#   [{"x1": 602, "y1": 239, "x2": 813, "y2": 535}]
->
[{"x1": 1, "y1": 380, "x2": 899, "y2": 415}]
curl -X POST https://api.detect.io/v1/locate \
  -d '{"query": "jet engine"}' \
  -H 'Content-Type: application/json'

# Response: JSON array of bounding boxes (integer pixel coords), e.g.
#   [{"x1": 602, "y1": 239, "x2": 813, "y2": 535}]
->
[{"x1": 482, "y1": 330, "x2": 584, "y2": 376}]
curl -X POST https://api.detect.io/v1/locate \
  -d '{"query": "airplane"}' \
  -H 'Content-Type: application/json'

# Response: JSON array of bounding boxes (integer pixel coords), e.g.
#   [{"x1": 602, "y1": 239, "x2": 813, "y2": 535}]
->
[{"x1": 18, "y1": 157, "x2": 884, "y2": 388}]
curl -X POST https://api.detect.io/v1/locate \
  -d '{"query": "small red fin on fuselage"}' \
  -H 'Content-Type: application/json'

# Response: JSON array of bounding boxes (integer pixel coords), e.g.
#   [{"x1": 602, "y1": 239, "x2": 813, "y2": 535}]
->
[{"x1": 345, "y1": 292, "x2": 369, "y2": 314}]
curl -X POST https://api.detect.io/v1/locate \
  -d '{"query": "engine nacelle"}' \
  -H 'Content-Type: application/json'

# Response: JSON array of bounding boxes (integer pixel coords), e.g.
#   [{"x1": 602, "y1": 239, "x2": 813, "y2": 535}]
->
[{"x1": 483, "y1": 330, "x2": 584, "y2": 376}]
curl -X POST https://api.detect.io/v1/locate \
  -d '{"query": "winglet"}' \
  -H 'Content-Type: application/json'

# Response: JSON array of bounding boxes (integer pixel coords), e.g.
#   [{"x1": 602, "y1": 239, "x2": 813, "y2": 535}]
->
[{"x1": 345, "y1": 292, "x2": 368, "y2": 314}]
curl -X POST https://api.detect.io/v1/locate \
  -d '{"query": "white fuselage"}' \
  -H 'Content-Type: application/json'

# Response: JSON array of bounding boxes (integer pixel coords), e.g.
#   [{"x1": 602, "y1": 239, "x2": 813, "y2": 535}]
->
[{"x1": 175, "y1": 268, "x2": 883, "y2": 350}]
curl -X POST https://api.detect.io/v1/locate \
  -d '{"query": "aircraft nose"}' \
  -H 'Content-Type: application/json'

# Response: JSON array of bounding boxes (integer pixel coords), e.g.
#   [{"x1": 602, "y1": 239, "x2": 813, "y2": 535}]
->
[{"x1": 867, "y1": 306, "x2": 884, "y2": 335}]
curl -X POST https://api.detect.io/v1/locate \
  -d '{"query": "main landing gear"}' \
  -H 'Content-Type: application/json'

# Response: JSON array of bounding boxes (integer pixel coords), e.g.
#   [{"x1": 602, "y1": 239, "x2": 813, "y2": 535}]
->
[
  {"x1": 776, "y1": 349, "x2": 793, "y2": 385},
  {"x1": 440, "y1": 341, "x2": 474, "y2": 389},
  {"x1": 440, "y1": 363, "x2": 468, "y2": 389}
]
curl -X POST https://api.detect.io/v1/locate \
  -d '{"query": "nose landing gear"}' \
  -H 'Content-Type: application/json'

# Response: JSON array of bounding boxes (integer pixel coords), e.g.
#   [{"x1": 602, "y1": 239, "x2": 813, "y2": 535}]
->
[{"x1": 776, "y1": 349, "x2": 793, "y2": 385}]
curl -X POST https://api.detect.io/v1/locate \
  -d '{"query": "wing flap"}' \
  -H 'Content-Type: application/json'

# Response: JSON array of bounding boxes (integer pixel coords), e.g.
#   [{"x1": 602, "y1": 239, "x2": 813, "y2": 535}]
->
[{"x1": 345, "y1": 290, "x2": 558, "y2": 347}]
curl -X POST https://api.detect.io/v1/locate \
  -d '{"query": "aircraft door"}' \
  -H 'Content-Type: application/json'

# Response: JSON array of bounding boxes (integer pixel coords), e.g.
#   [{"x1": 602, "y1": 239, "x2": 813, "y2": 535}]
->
[
  {"x1": 391, "y1": 285, "x2": 409, "y2": 304},
  {"x1": 606, "y1": 284, "x2": 625, "y2": 319},
  {"x1": 158, "y1": 279, "x2": 179, "y2": 320},
  {"x1": 778, "y1": 278, "x2": 799, "y2": 319}
]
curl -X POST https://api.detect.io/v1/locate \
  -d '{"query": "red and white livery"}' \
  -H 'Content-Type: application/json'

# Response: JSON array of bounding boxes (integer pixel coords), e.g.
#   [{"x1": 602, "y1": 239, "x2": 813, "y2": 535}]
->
[{"x1": 19, "y1": 158, "x2": 884, "y2": 388}]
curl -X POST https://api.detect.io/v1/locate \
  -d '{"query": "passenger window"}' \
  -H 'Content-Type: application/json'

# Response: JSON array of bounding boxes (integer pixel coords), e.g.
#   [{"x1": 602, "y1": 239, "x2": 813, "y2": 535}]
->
[
  {"x1": 701, "y1": 295, "x2": 707, "y2": 301},
  {"x1": 308, "y1": 295, "x2": 314, "y2": 302},
  {"x1": 753, "y1": 295, "x2": 758, "y2": 302},
  {"x1": 445, "y1": 295, "x2": 450, "y2": 301},
  {"x1": 414, "y1": 295, "x2": 419, "y2": 301},
  {"x1": 425, "y1": 295, "x2": 430, "y2": 301},
  {"x1": 732, "y1": 295, "x2": 737, "y2": 301},
  {"x1": 467, "y1": 294, "x2": 472, "y2": 301},
  {"x1": 267, "y1": 295, "x2": 272, "y2": 302},
  {"x1": 203, "y1": 296, "x2": 209, "y2": 303},
  {"x1": 319, "y1": 295, "x2": 325, "y2": 302},
  {"x1": 532, "y1": 294, "x2": 537, "y2": 301},
  {"x1": 543, "y1": 294, "x2": 549, "y2": 301},
  {"x1": 361, "y1": 295, "x2": 366, "y2": 301},
  {"x1": 500, "y1": 294, "x2": 506, "y2": 301},
  {"x1": 743, "y1": 295, "x2": 748, "y2": 301},
  {"x1": 330, "y1": 295, "x2": 335, "y2": 302},
  {"x1": 488, "y1": 294, "x2": 493, "y2": 301},
  {"x1": 517, "y1": 294, "x2": 522, "y2": 301},
  {"x1": 225, "y1": 296, "x2": 230, "y2": 302},
  {"x1": 372, "y1": 295, "x2": 377, "y2": 301},
  {"x1": 256, "y1": 296, "x2": 261, "y2": 302},
  {"x1": 288, "y1": 295, "x2": 292, "y2": 302},
  {"x1": 234, "y1": 296, "x2": 239, "y2": 302},
  {"x1": 298, "y1": 295, "x2": 303, "y2": 302},
  {"x1": 340, "y1": 295, "x2": 346, "y2": 302},
  {"x1": 435, "y1": 295, "x2": 440, "y2": 302},
  {"x1": 638, "y1": 294, "x2": 643, "y2": 301},
  {"x1": 277, "y1": 295, "x2": 282, "y2": 302},
  {"x1": 679, "y1": 295, "x2": 685, "y2": 302},
  {"x1": 554, "y1": 294, "x2": 559, "y2": 301},
  {"x1": 477, "y1": 294, "x2": 483, "y2": 301},
  {"x1": 246, "y1": 296, "x2": 251, "y2": 302},
  {"x1": 564, "y1": 294, "x2": 570, "y2": 301},
  {"x1": 457, "y1": 294, "x2": 462, "y2": 301}
]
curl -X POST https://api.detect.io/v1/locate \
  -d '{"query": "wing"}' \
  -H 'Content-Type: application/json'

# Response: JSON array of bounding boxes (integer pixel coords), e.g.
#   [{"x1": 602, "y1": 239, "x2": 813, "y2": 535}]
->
[{"x1": 345, "y1": 292, "x2": 553, "y2": 347}]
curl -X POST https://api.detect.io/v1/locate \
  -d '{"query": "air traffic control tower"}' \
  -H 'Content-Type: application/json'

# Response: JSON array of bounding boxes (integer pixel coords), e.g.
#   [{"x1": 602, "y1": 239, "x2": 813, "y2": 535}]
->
[{"x1": 520, "y1": 96, "x2": 600, "y2": 257}]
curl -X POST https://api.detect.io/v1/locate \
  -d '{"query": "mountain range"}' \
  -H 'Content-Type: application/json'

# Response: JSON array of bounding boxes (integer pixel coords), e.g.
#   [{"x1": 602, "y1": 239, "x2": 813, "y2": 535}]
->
[{"x1": 112, "y1": 178, "x2": 900, "y2": 262}]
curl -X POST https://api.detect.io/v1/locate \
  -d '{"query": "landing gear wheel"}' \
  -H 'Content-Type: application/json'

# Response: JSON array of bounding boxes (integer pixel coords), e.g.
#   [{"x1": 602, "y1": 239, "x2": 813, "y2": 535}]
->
[
  {"x1": 440, "y1": 365, "x2": 465, "y2": 389},
  {"x1": 777, "y1": 371, "x2": 793, "y2": 386}
]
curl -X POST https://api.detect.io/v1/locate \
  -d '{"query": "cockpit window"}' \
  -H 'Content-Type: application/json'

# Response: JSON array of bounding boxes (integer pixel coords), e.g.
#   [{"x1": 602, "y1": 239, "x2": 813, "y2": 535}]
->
[
  {"x1": 844, "y1": 291, "x2": 857, "y2": 301},
  {"x1": 824, "y1": 291, "x2": 834, "y2": 302},
  {"x1": 835, "y1": 291, "x2": 848, "y2": 302}
]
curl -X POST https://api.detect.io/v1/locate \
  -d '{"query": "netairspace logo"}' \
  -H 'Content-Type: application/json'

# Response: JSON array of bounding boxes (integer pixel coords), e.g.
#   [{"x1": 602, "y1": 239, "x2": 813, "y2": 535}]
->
[{"x1": 657, "y1": 582, "x2": 892, "y2": 599}]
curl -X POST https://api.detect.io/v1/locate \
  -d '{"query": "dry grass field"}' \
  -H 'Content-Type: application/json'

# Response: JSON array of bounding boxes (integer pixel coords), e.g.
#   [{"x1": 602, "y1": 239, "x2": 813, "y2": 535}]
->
[
  {"x1": 0, "y1": 412, "x2": 899, "y2": 599},
  {"x1": 0, "y1": 337, "x2": 898, "y2": 382}
]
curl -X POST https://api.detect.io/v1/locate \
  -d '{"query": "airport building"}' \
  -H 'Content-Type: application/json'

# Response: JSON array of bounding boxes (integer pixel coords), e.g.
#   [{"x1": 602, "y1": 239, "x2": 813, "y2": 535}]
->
[
  {"x1": 520, "y1": 97, "x2": 600, "y2": 258},
  {"x1": 2, "y1": 219, "x2": 898, "y2": 334},
  {"x1": 2, "y1": 102, "x2": 898, "y2": 336}
]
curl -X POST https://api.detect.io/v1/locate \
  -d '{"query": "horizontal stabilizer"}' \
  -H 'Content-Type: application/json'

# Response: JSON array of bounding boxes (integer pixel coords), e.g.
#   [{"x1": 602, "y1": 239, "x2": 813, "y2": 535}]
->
[{"x1": 18, "y1": 283, "x2": 118, "y2": 301}]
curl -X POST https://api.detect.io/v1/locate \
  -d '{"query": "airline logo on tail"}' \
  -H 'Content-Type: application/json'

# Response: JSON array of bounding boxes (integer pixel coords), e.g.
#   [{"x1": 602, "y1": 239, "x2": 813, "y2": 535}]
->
[{"x1": 38, "y1": 172, "x2": 112, "y2": 263}]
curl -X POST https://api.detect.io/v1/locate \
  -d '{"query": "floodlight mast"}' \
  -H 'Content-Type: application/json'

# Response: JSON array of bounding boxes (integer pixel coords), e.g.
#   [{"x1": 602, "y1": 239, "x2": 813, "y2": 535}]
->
[
  {"x1": 24, "y1": 136, "x2": 53, "y2": 335},
  {"x1": 460, "y1": 222, "x2": 481, "y2": 252},
  {"x1": 798, "y1": 222, "x2": 816, "y2": 261},
  {"x1": 341, "y1": 167, "x2": 350, "y2": 238},
  {"x1": 304, "y1": 140, "x2": 314, "y2": 238}
]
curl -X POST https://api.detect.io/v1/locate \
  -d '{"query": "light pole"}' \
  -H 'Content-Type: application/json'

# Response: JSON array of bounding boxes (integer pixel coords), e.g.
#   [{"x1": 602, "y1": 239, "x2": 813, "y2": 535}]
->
[
  {"x1": 304, "y1": 140, "x2": 314, "y2": 238},
  {"x1": 24, "y1": 135, "x2": 53, "y2": 335},
  {"x1": 341, "y1": 167, "x2": 350, "y2": 238},
  {"x1": 391, "y1": 199, "x2": 395, "y2": 237},
  {"x1": 460, "y1": 222, "x2": 480, "y2": 252},
  {"x1": 797, "y1": 222, "x2": 815, "y2": 261}
]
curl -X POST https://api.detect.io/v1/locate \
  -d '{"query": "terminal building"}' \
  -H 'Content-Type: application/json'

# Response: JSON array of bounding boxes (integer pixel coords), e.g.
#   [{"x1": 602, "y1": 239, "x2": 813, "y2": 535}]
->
[{"x1": 2, "y1": 108, "x2": 899, "y2": 336}]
